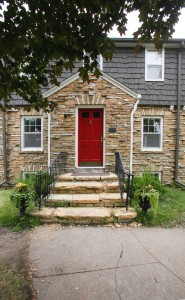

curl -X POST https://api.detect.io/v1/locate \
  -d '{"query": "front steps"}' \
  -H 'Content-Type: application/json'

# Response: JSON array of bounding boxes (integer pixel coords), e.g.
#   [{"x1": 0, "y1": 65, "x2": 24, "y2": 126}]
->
[
  {"x1": 31, "y1": 207, "x2": 137, "y2": 225},
  {"x1": 31, "y1": 172, "x2": 137, "y2": 224}
]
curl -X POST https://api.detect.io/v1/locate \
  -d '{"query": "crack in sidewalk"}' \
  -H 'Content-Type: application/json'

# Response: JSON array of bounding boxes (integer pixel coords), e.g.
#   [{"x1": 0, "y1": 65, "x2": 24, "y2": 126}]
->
[
  {"x1": 130, "y1": 228, "x2": 185, "y2": 284},
  {"x1": 33, "y1": 261, "x2": 158, "y2": 279},
  {"x1": 111, "y1": 228, "x2": 124, "y2": 300}
]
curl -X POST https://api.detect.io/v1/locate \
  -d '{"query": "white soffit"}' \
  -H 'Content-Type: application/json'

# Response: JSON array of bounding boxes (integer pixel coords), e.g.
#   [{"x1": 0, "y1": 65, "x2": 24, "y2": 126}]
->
[{"x1": 43, "y1": 71, "x2": 139, "y2": 99}]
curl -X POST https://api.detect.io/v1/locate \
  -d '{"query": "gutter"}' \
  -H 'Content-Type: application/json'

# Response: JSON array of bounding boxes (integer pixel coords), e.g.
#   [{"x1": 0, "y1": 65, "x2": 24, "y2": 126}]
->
[
  {"x1": 175, "y1": 41, "x2": 184, "y2": 181},
  {"x1": 130, "y1": 94, "x2": 141, "y2": 173}
]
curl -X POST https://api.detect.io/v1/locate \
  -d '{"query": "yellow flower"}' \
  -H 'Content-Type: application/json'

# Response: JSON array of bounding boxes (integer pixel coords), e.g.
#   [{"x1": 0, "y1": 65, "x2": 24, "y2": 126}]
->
[{"x1": 16, "y1": 182, "x2": 28, "y2": 191}]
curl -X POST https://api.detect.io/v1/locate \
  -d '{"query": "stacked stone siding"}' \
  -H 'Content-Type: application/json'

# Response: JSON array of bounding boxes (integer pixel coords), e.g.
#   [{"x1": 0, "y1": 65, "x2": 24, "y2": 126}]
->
[
  {"x1": 133, "y1": 106, "x2": 178, "y2": 184},
  {"x1": 5, "y1": 109, "x2": 48, "y2": 183},
  {"x1": 178, "y1": 109, "x2": 185, "y2": 183},
  {"x1": 48, "y1": 75, "x2": 136, "y2": 172},
  {"x1": 1, "y1": 75, "x2": 185, "y2": 185}
]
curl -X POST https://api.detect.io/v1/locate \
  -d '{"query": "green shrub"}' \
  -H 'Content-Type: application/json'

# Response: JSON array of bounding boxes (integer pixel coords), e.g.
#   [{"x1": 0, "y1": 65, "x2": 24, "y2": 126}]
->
[{"x1": 133, "y1": 171, "x2": 166, "y2": 224}]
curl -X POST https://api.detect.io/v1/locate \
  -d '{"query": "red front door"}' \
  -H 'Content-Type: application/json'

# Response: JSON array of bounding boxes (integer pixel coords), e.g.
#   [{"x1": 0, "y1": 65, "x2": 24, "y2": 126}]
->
[{"x1": 78, "y1": 109, "x2": 103, "y2": 167}]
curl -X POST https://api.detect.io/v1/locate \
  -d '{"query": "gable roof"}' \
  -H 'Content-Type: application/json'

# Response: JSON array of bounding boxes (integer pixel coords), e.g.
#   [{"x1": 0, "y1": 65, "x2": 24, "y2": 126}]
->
[{"x1": 42, "y1": 71, "x2": 141, "y2": 100}]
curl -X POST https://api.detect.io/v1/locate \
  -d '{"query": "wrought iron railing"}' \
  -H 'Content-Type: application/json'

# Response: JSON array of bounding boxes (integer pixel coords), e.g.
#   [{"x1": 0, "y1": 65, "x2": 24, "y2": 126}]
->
[
  {"x1": 115, "y1": 152, "x2": 134, "y2": 210},
  {"x1": 35, "y1": 152, "x2": 68, "y2": 209}
]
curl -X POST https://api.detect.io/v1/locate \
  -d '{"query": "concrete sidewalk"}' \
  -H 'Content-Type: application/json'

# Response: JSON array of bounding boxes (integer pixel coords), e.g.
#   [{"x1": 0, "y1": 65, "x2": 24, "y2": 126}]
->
[{"x1": 29, "y1": 225, "x2": 185, "y2": 300}]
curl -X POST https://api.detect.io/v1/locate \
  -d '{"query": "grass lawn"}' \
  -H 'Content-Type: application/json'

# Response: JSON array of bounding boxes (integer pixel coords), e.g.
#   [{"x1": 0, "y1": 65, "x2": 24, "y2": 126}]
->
[
  {"x1": 0, "y1": 188, "x2": 40, "y2": 231},
  {"x1": 134, "y1": 183, "x2": 185, "y2": 227},
  {"x1": 0, "y1": 263, "x2": 31, "y2": 300}
]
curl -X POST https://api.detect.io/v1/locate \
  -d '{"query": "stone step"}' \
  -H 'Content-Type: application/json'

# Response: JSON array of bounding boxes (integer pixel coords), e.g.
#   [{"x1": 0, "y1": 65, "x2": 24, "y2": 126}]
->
[
  {"x1": 46, "y1": 193, "x2": 127, "y2": 207},
  {"x1": 58, "y1": 172, "x2": 118, "y2": 182},
  {"x1": 53, "y1": 181, "x2": 119, "y2": 194},
  {"x1": 31, "y1": 207, "x2": 137, "y2": 225}
]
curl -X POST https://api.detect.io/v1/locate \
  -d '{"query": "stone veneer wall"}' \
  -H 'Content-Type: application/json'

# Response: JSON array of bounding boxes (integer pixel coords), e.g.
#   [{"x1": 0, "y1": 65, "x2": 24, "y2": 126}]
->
[
  {"x1": 178, "y1": 109, "x2": 185, "y2": 184},
  {"x1": 133, "y1": 106, "x2": 178, "y2": 184},
  {"x1": 5, "y1": 108, "x2": 48, "y2": 183},
  {"x1": 48, "y1": 75, "x2": 136, "y2": 172},
  {"x1": 0, "y1": 112, "x2": 4, "y2": 182},
  {"x1": 2, "y1": 78, "x2": 185, "y2": 185}
]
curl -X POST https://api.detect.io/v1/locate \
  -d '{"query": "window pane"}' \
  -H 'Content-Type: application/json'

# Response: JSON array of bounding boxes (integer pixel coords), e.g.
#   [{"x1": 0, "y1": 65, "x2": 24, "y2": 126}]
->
[
  {"x1": 24, "y1": 119, "x2": 29, "y2": 126},
  {"x1": 143, "y1": 134, "x2": 160, "y2": 148},
  {"x1": 24, "y1": 134, "x2": 41, "y2": 148},
  {"x1": 93, "y1": 112, "x2": 100, "y2": 118},
  {"x1": 36, "y1": 118, "x2": 41, "y2": 125},
  {"x1": 149, "y1": 126, "x2": 154, "y2": 133},
  {"x1": 154, "y1": 120, "x2": 161, "y2": 133},
  {"x1": 147, "y1": 51, "x2": 162, "y2": 64},
  {"x1": 143, "y1": 125, "x2": 148, "y2": 133},
  {"x1": 30, "y1": 125, "x2": 36, "y2": 132},
  {"x1": 149, "y1": 119, "x2": 154, "y2": 126},
  {"x1": 82, "y1": 112, "x2": 89, "y2": 118},
  {"x1": 36, "y1": 125, "x2": 41, "y2": 132},
  {"x1": 147, "y1": 65, "x2": 162, "y2": 80},
  {"x1": 24, "y1": 125, "x2": 30, "y2": 132},
  {"x1": 30, "y1": 118, "x2": 36, "y2": 125},
  {"x1": 144, "y1": 119, "x2": 148, "y2": 126}
]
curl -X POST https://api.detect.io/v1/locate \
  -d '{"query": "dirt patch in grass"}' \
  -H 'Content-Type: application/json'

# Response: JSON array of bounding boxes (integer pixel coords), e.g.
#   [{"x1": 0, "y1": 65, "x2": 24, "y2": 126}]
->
[{"x1": 0, "y1": 228, "x2": 35, "y2": 300}]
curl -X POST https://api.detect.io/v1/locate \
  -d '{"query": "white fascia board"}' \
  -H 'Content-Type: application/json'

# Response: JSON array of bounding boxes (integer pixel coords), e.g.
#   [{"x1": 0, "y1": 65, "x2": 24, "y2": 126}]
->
[
  {"x1": 43, "y1": 73, "x2": 80, "y2": 98},
  {"x1": 100, "y1": 72, "x2": 138, "y2": 99},
  {"x1": 43, "y1": 70, "x2": 139, "y2": 100}
]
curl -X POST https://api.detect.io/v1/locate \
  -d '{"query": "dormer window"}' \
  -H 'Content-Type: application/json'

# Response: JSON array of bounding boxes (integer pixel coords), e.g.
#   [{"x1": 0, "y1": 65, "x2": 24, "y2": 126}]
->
[{"x1": 145, "y1": 48, "x2": 164, "y2": 81}]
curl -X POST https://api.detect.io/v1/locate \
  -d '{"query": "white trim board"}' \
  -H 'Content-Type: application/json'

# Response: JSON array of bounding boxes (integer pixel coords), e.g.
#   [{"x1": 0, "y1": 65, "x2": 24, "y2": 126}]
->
[{"x1": 43, "y1": 71, "x2": 140, "y2": 99}]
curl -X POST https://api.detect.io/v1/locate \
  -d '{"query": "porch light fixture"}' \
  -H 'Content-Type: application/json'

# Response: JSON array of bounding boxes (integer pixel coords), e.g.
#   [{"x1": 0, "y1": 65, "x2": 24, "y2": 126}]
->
[{"x1": 64, "y1": 112, "x2": 74, "y2": 118}]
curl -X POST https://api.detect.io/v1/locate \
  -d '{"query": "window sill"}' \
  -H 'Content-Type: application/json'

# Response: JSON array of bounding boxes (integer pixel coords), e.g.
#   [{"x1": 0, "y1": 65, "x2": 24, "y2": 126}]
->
[
  {"x1": 145, "y1": 79, "x2": 164, "y2": 82},
  {"x1": 20, "y1": 150, "x2": 44, "y2": 154},
  {"x1": 141, "y1": 149, "x2": 163, "y2": 153}
]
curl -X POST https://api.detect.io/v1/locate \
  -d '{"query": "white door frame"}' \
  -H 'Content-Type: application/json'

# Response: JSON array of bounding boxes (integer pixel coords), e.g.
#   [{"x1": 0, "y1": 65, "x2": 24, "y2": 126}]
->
[{"x1": 75, "y1": 105, "x2": 105, "y2": 168}]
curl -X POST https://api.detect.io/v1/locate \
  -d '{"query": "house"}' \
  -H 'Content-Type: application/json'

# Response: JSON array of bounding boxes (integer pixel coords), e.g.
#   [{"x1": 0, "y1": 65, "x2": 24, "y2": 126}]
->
[{"x1": 1, "y1": 38, "x2": 185, "y2": 186}]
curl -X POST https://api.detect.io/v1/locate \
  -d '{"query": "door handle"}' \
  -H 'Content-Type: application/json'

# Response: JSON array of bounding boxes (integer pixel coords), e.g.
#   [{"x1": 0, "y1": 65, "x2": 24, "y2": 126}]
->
[{"x1": 101, "y1": 136, "x2": 103, "y2": 145}]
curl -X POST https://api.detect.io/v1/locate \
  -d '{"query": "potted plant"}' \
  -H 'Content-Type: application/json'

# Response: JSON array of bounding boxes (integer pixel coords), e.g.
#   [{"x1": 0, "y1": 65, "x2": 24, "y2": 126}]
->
[
  {"x1": 134, "y1": 170, "x2": 163, "y2": 223},
  {"x1": 10, "y1": 181, "x2": 36, "y2": 217},
  {"x1": 139, "y1": 184, "x2": 159, "y2": 218}
]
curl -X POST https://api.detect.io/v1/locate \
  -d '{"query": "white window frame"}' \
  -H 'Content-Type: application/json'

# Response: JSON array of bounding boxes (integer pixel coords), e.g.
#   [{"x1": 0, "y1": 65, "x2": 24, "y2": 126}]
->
[
  {"x1": 22, "y1": 171, "x2": 37, "y2": 180},
  {"x1": 142, "y1": 117, "x2": 163, "y2": 151},
  {"x1": 83, "y1": 52, "x2": 103, "y2": 71},
  {"x1": 21, "y1": 116, "x2": 43, "y2": 151},
  {"x1": 141, "y1": 171, "x2": 161, "y2": 181},
  {"x1": 145, "y1": 48, "x2": 164, "y2": 81}
]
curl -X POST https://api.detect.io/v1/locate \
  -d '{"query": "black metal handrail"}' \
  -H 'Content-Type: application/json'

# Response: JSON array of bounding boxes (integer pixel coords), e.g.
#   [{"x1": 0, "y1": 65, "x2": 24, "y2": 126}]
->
[
  {"x1": 115, "y1": 152, "x2": 134, "y2": 210},
  {"x1": 35, "y1": 152, "x2": 68, "y2": 209}
]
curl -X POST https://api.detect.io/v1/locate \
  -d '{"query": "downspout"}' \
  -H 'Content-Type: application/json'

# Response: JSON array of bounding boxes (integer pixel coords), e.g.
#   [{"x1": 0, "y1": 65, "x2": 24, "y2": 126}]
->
[
  {"x1": 175, "y1": 41, "x2": 184, "y2": 181},
  {"x1": 130, "y1": 94, "x2": 141, "y2": 174},
  {"x1": 1, "y1": 105, "x2": 7, "y2": 185},
  {"x1": 48, "y1": 113, "x2": 51, "y2": 167}
]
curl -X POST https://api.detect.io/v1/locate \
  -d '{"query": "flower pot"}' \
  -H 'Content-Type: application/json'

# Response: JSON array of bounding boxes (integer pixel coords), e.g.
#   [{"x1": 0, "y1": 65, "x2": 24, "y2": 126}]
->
[
  {"x1": 19, "y1": 196, "x2": 27, "y2": 217},
  {"x1": 139, "y1": 196, "x2": 151, "y2": 213}
]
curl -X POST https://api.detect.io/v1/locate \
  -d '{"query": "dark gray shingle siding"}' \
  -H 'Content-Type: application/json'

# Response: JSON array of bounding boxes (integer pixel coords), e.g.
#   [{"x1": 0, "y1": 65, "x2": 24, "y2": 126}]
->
[
  {"x1": 10, "y1": 46, "x2": 185, "y2": 107},
  {"x1": 103, "y1": 47, "x2": 183, "y2": 106},
  {"x1": 11, "y1": 62, "x2": 82, "y2": 106}
]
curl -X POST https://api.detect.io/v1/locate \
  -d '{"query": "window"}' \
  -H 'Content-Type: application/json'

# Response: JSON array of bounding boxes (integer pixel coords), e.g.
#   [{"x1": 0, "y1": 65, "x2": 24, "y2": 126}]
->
[
  {"x1": 21, "y1": 116, "x2": 43, "y2": 151},
  {"x1": 145, "y1": 48, "x2": 164, "y2": 81},
  {"x1": 84, "y1": 53, "x2": 103, "y2": 71},
  {"x1": 141, "y1": 172, "x2": 161, "y2": 181},
  {"x1": 142, "y1": 117, "x2": 163, "y2": 151},
  {"x1": 22, "y1": 172, "x2": 36, "y2": 180}
]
